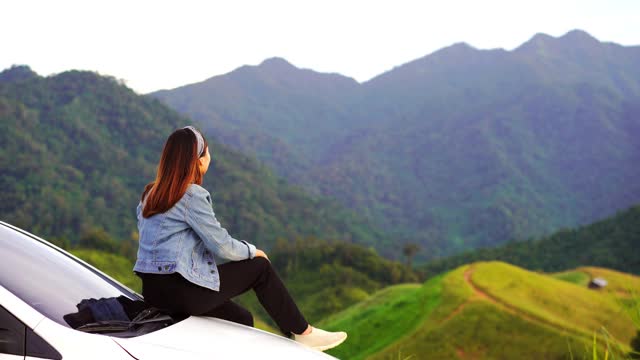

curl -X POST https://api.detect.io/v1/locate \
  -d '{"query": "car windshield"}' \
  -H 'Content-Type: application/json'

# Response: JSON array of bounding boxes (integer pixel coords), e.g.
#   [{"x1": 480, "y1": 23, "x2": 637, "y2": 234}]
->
[{"x1": 0, "y1": 223, "x2": 142, "y2": 328}]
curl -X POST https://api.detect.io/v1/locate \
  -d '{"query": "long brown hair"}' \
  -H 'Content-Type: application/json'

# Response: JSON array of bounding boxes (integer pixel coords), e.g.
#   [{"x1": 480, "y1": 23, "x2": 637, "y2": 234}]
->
[{"x1": 141, "y1": 128, "x2": 208, "y2": 218}]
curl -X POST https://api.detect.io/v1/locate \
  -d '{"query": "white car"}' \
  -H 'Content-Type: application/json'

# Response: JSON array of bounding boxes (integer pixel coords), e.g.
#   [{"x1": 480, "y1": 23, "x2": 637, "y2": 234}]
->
[{"x1": 0, "y1": 221, "x2": 337, "y2": 359}]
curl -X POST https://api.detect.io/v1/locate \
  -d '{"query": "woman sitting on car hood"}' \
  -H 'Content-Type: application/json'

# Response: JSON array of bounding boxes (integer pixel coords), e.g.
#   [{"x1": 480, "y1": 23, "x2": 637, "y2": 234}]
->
[{"x1": 133, "y1": 126, "x2": 347, "y2": 352}]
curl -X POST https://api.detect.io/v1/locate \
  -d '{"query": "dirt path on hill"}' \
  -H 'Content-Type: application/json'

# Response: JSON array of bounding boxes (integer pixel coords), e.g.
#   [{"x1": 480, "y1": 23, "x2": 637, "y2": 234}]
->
[
  {"x1": 440, "y1": 266, "x2": 628, "y2": 360},
  {"x1": 442, "y1": 267, "x2": 499, "y2": 322},
  {"x1": 464, "y1": 267, "x2": 498, "y2": 303},
  {"x1": 445, "y1": 266, "x2": 595, "y2": 360},
  {"x1": 444, "y1": 266, "x2": 593, "y2": 341},
  {"x1": 458, "y1": 266, "x2": 554, "y2": 325}
]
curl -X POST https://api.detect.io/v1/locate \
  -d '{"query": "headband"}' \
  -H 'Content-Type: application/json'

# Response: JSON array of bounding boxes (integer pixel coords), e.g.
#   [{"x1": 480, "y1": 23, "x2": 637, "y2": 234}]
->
[{"x1": 183, "y1": 126, "x2": 204, "y2": 157}]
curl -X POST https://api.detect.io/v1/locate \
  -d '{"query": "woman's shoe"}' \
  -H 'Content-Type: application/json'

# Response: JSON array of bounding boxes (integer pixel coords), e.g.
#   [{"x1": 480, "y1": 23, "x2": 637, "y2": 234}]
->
[{"x1": 293, "y1": 326, "x2": 348, "y2": 351}]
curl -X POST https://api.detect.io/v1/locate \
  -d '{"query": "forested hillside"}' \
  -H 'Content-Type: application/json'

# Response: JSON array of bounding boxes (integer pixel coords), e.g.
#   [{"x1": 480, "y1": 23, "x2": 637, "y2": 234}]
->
[
  {"x1": 421, "y1": 204, "x2": 640, "y2": 276},
  {"x1": 154, "y1": 29, "x2": 640, "y2": 260},
  {"x1": 0, "y1": 66, "x2": 387, "y2": 251}
]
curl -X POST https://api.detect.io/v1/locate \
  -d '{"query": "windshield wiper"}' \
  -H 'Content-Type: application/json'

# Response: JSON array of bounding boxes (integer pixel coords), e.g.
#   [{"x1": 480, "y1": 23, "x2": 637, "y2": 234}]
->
[{"x1": 76, "y1": 308, "x2": 174, "y2": 333}]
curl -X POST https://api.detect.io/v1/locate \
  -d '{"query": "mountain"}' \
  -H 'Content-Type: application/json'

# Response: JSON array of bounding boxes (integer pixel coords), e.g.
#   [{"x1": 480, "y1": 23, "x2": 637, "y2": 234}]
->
[
  {"x1": 421, "y1": 203, "x2": 640, "y2": 276},
  {"x1": 152, "y1": 29, "x2": 640, "y2": 260},
  {"x1": 152, "y1": 57, "x2": 361, "y2": 182},
  {"x1": 320, "y1": 261, "x2": 639, "y2": 360},
  {"x1": 0, "y1": 66, "x2": 387, "y2": 252}
]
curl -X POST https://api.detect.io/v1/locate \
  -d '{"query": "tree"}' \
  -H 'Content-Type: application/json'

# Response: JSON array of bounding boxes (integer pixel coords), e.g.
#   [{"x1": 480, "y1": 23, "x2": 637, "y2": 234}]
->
[
  {"x1": 78, "y1": 227, "x2": 118, "y2": 253},
  {"x1": 402, "y1": 243, "x2": 421, "y2": 268}
]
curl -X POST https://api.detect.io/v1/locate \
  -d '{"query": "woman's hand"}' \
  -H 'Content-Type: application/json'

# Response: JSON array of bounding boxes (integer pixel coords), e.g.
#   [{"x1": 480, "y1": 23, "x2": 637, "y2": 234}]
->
[{"x1": 255, "y1": 249, "x2": 270, "y2": 261}]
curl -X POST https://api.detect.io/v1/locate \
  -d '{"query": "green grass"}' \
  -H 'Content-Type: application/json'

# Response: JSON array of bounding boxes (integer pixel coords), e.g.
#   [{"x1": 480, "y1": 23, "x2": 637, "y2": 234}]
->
[
  {"x1": 472, "y1": 262, "x2": 637, "y2": 346},
  {"x1": 426, "y1": 265, "x2": 472, "y2": 322},
  {"x1": 253, "y1": 317, "x2": 280, "y2": 334},
  {"x1": 369, "y1": 262, "x2": 599, "y2": 360},
  {"x1": 324, "y1": 262, "x2": 638, "y2": 359},
  {"x1": 374, "y1": 300, "x2": 589, "y2": 360},
  {"x1": 578, "y1": 267, "x2": 640, "y2": 299},
  {"x1": 553, "y1": 270, "x2": 591, "y2": 286},
  {"x1": 319, "y1": 277, "x2": 444, "y2": 360}
]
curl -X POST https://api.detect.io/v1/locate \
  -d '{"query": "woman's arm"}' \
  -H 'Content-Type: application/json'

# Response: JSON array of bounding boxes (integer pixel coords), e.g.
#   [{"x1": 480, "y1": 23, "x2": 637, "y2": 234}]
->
[{"x1": 186, "y1": 187, "x2": 257, "y2": 261}]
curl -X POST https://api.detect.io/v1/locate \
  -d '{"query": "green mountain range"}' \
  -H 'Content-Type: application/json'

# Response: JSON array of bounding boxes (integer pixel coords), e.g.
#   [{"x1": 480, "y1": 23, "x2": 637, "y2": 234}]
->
[
  {"x1": 0, "y1": 66, "x2": 386, "y2": 251},
  {"x1": 152, "y1": 29, "x2": 640, "y2": 260}
]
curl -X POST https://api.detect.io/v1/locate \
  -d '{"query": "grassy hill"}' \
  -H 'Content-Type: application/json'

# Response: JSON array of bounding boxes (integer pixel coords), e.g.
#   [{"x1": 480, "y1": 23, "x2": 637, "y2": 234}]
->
[
  {"x1": 318, "y1": 278, "x2": 444, "y2": 360},
  {"x1": 320, "y1": 262, "x2": 638, "y2": 360},
  {"x1": 553, "y1": 266, "x2": 640, "y2": 326},
  {"x1": 554, "y1": 266, "x2": 640, "y2": 294}
]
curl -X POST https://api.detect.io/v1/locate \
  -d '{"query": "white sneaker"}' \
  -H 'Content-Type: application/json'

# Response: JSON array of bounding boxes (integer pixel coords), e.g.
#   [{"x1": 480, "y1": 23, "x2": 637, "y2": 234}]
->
[{"x1": 293, "y1": 326, "x2": 348, "y2": 351}]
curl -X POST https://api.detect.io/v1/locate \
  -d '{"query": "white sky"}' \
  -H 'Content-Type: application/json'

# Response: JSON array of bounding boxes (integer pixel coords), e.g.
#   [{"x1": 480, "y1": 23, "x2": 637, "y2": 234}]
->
[{"x1": 2, "y1": 0, "x2": 639, "y2": 93}]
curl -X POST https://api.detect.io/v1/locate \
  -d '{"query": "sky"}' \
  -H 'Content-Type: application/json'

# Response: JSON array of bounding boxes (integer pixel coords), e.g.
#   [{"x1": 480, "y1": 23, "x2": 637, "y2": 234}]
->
[{"x1": 3, "y1": 0, "x2": 639, "y2": 94}]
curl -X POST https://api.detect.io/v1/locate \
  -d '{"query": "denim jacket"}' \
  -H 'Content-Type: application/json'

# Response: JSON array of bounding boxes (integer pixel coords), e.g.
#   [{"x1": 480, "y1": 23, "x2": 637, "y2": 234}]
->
[{"x1": 133, "y1": 184, "x2": 256, "y2": 291}]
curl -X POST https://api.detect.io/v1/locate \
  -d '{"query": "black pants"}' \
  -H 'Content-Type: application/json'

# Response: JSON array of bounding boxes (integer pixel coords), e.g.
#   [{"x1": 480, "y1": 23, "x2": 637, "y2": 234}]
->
[{"x1": 137, "y1": 257, "x2": 308, "y2": 336}]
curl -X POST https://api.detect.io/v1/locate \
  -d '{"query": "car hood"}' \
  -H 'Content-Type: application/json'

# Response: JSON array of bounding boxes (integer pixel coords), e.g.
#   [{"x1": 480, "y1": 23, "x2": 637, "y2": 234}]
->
[{"x1": 113, "y1": 316, "x2": 336, "y2": 359}]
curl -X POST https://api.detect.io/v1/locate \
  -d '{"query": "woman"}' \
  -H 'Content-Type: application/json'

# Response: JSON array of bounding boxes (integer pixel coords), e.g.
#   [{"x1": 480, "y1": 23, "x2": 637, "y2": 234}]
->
[{"x1": 133, "y1": 126, "x2": 347, "y2": 352}]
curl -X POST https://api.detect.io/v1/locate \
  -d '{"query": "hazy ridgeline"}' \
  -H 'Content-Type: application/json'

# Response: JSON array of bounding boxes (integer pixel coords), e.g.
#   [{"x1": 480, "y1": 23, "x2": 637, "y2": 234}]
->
[{"x1": 154, "y1": 30, "x2": 640, "y2": 261}]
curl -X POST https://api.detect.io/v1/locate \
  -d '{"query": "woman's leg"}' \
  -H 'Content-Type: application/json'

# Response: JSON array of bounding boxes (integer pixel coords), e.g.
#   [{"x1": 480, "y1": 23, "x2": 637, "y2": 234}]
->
[
  {"x1": 140, "y1": 257, "x2": 308, "y2": 336},
  {"x1": 215, "y1": 257, "x2": 309, "y2": 336},
  {"x1": 140, "y1": 272, "x2": 228, "y2": 316}
]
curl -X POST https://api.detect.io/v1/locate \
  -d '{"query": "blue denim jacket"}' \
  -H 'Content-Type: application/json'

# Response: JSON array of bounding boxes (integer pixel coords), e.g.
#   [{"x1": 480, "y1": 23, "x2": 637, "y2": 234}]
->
[{"x1": 133, "y1": 184, "x2": 256, "y2": 291}]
